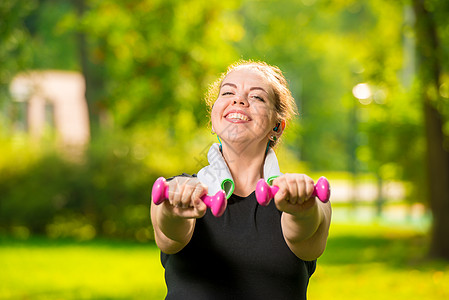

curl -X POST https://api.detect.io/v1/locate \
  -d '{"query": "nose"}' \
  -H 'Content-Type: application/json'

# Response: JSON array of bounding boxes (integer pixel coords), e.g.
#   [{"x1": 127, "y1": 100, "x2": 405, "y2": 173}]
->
[{"x1": 233, "y1": 94, "x2": 249, "y2": 106}]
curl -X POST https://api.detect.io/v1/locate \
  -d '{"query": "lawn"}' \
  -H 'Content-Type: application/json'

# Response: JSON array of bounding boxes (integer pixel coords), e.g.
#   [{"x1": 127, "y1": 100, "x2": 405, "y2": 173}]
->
[
  {"x1": 1, "y1": 221, "x2": 448, "y2": 299},
  {"x1": 0, "y1": 239, "x2": 166, "y2": 299},
  {"x1": 310, "y1": 223, "x2": 449, "y2": 299}
]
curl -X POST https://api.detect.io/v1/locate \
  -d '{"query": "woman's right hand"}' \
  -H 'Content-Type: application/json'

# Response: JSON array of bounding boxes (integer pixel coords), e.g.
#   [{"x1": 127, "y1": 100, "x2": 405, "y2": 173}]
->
[
  {"x1": 151, "y1": 176, "x2": 207, "y2": 254},
  {"x1": 162, "y1": 176, "x2": 208, "y2": 219}
]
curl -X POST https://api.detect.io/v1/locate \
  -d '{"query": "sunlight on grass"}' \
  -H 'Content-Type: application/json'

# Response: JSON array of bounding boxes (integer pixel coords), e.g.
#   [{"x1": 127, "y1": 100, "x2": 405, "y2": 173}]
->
[
  {"x1": 309, "y1": 223, "x2": 449, "y2": 300},
  {"x1": 1, "y1": 223, "x2": 448, "y2": 299},
  {"x1": 0, "y1": 240, "x2": 166, "y2": 299},
  {"x1": 310, "y1": 263, "x2": 449, "y2": 300}
]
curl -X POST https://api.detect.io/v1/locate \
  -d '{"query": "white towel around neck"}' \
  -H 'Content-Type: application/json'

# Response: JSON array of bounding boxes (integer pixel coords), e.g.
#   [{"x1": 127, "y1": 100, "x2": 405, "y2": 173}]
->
[{"x1": 197, "y1": 143, "x2": 282, "y2": 199}]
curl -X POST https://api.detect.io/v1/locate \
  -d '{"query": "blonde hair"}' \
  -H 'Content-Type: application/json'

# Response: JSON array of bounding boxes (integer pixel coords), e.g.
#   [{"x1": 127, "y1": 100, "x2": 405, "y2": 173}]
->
[{"x1": 205, "y1": 60, "x2": 298, "y2": 147}]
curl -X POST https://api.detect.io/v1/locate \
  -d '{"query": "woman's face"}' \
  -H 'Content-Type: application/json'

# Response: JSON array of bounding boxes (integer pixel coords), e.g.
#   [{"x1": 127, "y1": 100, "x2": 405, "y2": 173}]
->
[{"x1": 211, "y1": 67, "x2": 278, "y2": 149}]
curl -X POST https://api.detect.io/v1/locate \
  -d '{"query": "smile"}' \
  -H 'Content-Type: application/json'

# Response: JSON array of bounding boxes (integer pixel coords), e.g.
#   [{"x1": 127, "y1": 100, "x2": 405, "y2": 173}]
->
[{"x1": 225, "y1": 112, "x2": 251, "y2": 122}]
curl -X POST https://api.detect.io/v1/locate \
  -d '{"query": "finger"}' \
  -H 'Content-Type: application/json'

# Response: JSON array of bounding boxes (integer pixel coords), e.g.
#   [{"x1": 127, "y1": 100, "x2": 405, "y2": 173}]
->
[
  {"x1": 193, "y1": 199, "x2": 207, "y2": 217},
  {"x1": 297, "y1": 175, "x2": 309, "y2": 204},
  {"x1": 169, "y1": 178, "x2": 182, "y2": 206},
  {"x1": 180, "y1": 182, "x2": 195, "y2": 208},
  {"x1": 285, "y1": 174, "x2": 299, "y2": 205},
  {"x1": 305, "y1": 177, "x2": 315, "y2": 200},
  {"x1": 192, "y1": 184, "x2": 207, "y2": 209},
  {"x1": 272, "y1": 176, "x2": 288, "y2": 201},
  {"x1": 173, "y1": 187, "x2": 206, "y2": 218}
]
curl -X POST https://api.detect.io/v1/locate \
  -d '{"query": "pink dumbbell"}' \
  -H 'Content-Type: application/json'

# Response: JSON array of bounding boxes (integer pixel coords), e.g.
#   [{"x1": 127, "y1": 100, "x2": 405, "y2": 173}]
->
[
  {"x1": 255, "y1": 176, "x2": 331, "y2": 206},
  {"x1": 151, "y1": 177, "x2": 227, "y2": 217}
]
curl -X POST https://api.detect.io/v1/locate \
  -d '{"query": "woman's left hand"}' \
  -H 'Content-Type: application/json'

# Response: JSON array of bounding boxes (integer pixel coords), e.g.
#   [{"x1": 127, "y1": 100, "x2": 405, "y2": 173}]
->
[{"x1": 272, "y1": 173, "x2": 317, "y2": 216}]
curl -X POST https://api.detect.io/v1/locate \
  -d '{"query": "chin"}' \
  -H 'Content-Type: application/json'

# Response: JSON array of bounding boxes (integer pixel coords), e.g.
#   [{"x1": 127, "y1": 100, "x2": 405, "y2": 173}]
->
[{"x1": 223, "y1": 136, "x2": 258, "y2": 150}]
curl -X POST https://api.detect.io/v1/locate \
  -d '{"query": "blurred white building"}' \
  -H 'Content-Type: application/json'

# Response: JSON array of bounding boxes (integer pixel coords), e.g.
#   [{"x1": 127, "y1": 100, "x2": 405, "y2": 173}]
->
[{"x1": 9, "y1": 70, "x2": 90, "y2": 148}]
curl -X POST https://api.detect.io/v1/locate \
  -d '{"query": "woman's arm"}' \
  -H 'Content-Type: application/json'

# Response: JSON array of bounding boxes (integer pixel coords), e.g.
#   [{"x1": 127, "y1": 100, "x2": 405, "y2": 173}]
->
[
  {"x1": 281, "y1": 200, "x2": 331, "y2": 261},
  {"x1": 150, "y1": 176, "x2": 208, "y2": 254},
  {"x1": 273, "y1": 174, "x2": 332, "y2": 261}
]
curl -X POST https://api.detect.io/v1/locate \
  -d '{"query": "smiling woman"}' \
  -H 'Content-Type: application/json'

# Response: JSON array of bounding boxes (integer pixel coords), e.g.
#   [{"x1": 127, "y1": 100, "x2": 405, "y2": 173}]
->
[
  {"x1": 150, "y1": 60, "x2": 332, "y2": 300},
  {"x1": 211, "y1": 68, "x2": 277, "y2": 148},
  {"x1": 206, "y1": 60, "x2": 297, "y2": 149}
]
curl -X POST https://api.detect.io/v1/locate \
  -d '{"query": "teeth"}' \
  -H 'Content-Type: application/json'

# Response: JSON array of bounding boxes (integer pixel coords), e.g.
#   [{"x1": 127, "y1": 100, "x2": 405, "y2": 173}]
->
[{"x1": 227, "y1": 113, "x2": 249, "y2": 121}]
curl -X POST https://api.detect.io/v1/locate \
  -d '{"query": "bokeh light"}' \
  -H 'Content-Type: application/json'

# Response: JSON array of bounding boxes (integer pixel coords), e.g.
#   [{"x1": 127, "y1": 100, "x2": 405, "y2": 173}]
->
[{"x1": 353, "y1": 83, "x2": 372, "y2": 105}]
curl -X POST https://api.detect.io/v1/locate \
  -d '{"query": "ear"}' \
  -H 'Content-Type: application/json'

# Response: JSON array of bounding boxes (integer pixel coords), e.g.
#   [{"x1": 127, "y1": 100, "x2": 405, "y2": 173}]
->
[{"x1": 273, "y1": 120, "x2": 286, "y2": 137}]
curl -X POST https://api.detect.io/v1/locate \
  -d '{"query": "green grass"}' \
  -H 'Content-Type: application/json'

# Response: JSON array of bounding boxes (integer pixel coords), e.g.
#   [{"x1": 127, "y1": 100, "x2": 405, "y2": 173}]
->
[
  {"x1": 310, "y1": 223, "x2": 449, "y2": 300},
  {"x1": 0, "y1": 239, "x2": 166, "y2": 299},
  {"x1": 1, "y1": 222, "x2": 448, "y2": 299}
]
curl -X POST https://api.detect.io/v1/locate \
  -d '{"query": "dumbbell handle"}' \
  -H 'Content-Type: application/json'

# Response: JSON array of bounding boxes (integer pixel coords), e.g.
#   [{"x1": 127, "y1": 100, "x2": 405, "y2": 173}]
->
[
  {"x1": 256, "y1": 176, "x2": 331, "y2": 206},
  {"x1": 151, "y1": 177, "x2": 227, "y2": 217}
]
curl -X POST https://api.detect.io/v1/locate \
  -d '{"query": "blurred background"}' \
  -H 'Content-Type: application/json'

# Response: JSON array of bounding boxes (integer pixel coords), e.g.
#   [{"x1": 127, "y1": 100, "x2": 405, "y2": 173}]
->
[{"x1": 1, "y1": 0, "x2": 448, "y2": 299}]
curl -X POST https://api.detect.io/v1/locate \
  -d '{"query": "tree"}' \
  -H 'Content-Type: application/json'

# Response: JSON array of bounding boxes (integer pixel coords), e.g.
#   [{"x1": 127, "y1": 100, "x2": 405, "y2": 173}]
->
[
  {"x1": 0, "y1": 0, "x2": 37, "y2": 109},
  {"x1": 68, "y1": 0, "x2": 242, "y2": 131},
  {"x1": 412, "y1": 0, "x2": 449, "y2": 260},
  {"x1": 73, "y1": 0, "x2": 105, "y2": 134}
]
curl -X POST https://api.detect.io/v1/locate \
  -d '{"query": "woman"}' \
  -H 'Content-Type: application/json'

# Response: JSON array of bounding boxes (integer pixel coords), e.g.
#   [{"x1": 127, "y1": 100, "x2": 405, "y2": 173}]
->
[{"x1": 151, "y1": 60, "x2": 332, "y2": 299}]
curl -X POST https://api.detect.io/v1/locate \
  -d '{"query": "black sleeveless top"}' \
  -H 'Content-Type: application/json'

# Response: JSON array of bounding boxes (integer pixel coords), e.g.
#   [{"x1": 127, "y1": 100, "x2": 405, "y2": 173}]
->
[{"x1": 160, "y1": 189, "x2": 316, "y2": 299}]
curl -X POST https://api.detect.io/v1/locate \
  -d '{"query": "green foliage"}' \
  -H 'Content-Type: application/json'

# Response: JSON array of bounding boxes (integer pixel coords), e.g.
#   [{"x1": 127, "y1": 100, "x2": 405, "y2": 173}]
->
[
  {"x1": 3, "y1": 0, "x2": 449, "y2": 240},
  {"x1": 0, "y1": 132, "x2": 155, "y2": 241},
  {"x1": 233, "y1": 0, "x2": 423, "y2": 180},
  {"x1": 1, "y1": 0, "x2": 430, "y2": 178},
  {"x1": 0, "y1": 0, "x2": 37, "y2": 108},
  {"x1": 64, "y1": 0, "x2": 243, "y2": 131}
]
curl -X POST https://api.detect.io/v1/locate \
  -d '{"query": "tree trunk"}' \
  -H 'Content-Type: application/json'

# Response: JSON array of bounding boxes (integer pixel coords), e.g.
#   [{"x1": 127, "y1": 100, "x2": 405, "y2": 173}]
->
[
  {"x1": 73, "y1": 0, "x2": 103, "y2": 134},
  {"x1": 412, "y1": 0, "x2": 449, "y2": 260}
]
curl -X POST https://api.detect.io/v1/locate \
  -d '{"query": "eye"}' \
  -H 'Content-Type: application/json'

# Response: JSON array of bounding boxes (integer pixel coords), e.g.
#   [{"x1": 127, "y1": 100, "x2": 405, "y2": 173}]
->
[
  {"x1": 221, "y1": 91, "x2": 234, "y2": 96},
  {"x1": 251, "y1": 95, "x2": 265, "y2": 102}
]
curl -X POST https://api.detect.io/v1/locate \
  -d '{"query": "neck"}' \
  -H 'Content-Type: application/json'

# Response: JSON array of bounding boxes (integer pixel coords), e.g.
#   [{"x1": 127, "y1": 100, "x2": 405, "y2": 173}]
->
[{"x1": 221, "y1": 140, "x2": 267, "y2": 197}]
